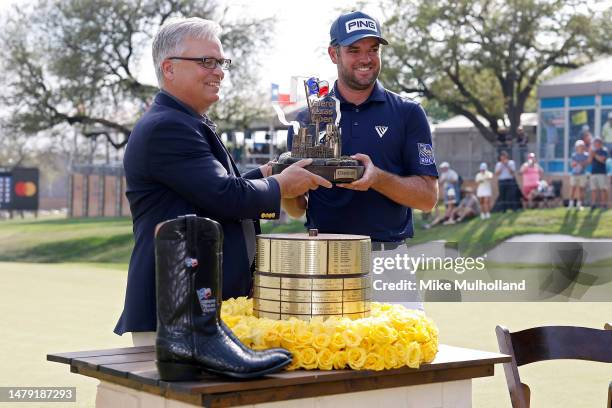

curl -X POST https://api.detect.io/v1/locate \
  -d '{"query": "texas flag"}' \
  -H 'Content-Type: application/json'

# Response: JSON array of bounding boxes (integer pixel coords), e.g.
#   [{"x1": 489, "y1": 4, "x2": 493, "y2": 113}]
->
[{"x1": 271, "y1": 83, "x2": 292, "y2": 106}]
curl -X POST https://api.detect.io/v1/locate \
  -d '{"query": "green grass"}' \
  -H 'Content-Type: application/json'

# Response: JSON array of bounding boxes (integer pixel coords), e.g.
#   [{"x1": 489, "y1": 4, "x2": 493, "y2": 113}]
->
[
  {"x1": 411, "y1": 207, "x2": 612, "y2": 255},
  {"x1": 1, "y1": 208, "x2": 612, "y2": 264},
  {"x1": 0, "y1": 216, "x2": 306, "y2": 265},
  {"x1": 0, "y1": 216, "x2": 134, "y2": 264}
]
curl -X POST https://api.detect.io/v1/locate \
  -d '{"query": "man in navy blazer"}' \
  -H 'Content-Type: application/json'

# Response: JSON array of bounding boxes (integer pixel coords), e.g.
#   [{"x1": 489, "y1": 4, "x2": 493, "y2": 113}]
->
[{"x1": 114, "y1": 17, "x2": 330, "y2": 344}]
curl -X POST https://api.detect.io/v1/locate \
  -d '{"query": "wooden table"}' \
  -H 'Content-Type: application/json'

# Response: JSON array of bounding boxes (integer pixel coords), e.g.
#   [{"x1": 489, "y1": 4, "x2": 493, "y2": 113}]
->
[{"x1": 48, "y1": 344, "x2": 510, "y2": 408}]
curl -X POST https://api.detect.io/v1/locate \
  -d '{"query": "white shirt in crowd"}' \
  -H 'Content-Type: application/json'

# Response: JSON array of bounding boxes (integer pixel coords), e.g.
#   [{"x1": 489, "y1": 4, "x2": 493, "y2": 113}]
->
[{"x1": 495, "y1": 160, "x2": 516, "y2": 180}]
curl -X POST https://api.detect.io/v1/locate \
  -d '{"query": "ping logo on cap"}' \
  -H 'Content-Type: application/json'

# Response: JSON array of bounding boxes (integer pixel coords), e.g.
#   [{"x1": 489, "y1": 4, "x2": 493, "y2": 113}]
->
[{"x1": 345, "y1": 18, "x2": 377, "y2": 34}]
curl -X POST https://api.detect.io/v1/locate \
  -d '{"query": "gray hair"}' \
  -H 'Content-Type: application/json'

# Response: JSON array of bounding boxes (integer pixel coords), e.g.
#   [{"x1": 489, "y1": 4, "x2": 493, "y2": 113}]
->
[{"x1": 152, "y1": 17, "x2": 222, "y2": 87}]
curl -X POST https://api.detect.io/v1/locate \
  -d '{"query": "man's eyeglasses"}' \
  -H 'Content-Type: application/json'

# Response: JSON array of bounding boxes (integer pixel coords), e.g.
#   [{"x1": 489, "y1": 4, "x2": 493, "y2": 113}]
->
[{"x1": 168, "y1": 56, "x2": 231, "y2": 70}]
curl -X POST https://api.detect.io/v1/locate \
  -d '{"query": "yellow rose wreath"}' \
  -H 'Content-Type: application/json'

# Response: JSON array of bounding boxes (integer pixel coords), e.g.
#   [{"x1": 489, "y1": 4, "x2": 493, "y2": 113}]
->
[{"x1": 221, "y1": 297, "x2": 439, "y2": 371}]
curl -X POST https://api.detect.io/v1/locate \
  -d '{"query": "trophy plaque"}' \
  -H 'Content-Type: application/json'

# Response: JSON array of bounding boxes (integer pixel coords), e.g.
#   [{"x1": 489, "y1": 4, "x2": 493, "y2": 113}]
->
[
  {"x1": 271, "y1": 78, "x2": 365, "y2": 183},
  {"x1": 253, "y1": 229, "x2": 372, "y2": 320}
]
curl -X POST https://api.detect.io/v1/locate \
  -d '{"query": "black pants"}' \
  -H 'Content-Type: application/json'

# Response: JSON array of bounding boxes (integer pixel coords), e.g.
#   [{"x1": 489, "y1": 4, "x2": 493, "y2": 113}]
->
[{"x1": 495, "y1": 179, "x2": 522, "y2": 212}]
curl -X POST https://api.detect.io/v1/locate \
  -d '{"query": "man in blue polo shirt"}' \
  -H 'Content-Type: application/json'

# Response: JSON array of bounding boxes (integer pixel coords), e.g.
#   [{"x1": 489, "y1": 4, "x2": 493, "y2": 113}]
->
[{"x1": 284, "y1": 11, "x2": 438, "y2": 309}]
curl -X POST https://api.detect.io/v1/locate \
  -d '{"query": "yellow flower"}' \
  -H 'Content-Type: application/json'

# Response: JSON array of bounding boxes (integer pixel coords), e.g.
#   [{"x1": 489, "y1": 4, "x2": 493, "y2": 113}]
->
[
  {"x1": 347, "y1": 347, "x2": 367, "y2": 369},
  {"x1": 363, "y1": 352, "x2": 385, "y2": 371},
  {"x1": 377, "y1": 344, "x2": 400, "y2": 369},
  {"x1": 220, "y1": 299, "x2": 439, "y2": 371},
  {"x1": 295, "y1": 329, "x2": 314, "y2": 348},
  {"x1": 299, "y1": 347, "x2": 318, "y2": 369},
  {"x1": 286, "y1": 350, "x2": 301, "y2": 371},
  {"x1": 405, "y1": 341, "x2": 422, "y2": 368},
  {"x1": 397, "y1": 326, "x2": 419, "y2": 344},
  {"x1": 332, "y1": 350, "x2": 348, "y2": 369},
  {"x1": 369, "y1": 324, "x2": 398, "y2": 344},
  {"x1": 280, "y1": 326, "x2": 296, "y2": 349},
  {"x1": 221, "y1": 314, "x2": 241, "y2": 328},
  {"x1": 359, "y1": 336, "x2": 376, "y2": 351},
  {"x1": 341, "y1": 328, "x2": 362, "y2": 348},
  {"x1": 317, "y1": 349, "x2": 334, "y2": 370},
  {"x1": 312, "y1": 332, "x2": 331, "y2": 350},
  {"x1": 262, "y1": 328, "x2": 281, "y2": 348},
  {"x1": 231, "y1": 323, "x2": 251, "y2": 344},
  {"x1": 394, "y1": 344, "x2": 408, "y2": 368},
  {"x1": 329, "y1": 332, "x2": 346, "y2": 350},
  {"x1": 421, "y1": 340, "x2": 438, "y2": 363}
]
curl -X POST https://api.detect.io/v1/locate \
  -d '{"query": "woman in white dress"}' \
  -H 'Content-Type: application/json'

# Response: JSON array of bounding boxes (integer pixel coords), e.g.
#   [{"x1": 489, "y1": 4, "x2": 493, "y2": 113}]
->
[{"x1": 475, "y1": 162, "x2": 493, "y2": 219}]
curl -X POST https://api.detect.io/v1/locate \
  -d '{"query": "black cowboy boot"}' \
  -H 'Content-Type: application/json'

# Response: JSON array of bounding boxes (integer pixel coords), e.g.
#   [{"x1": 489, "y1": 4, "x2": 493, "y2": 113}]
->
[
  {"x1": 155, "y1": 215, "x2": 291, "y2": 381},
  {"x1": 220, "y1": 321, "x2": 292, "y2": 358}
]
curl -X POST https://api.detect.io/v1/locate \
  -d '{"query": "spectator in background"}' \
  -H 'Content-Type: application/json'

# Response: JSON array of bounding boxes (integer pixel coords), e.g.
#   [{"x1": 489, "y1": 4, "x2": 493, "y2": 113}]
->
[
  {"x1": 519, "y1": 152, "x2": 544, "y2": 208},
  {"x1": 445, "y1": 187, "x2": 480, "y2": 224},
  {"x1": 569, "y1": 140, "x2": 589, "y2": 210},
  {"x1": 438, "y1": 162, "x2": 460, "y2": 214},
  {"x1": 581, "y1": 125, "x2": 593, "y2": 151},
  {"x1": 475, "y1": 162, "x2": 493, "y2": 219},
  {"x1": 494, "y1": 150, "x2": 521, "y2": 212},
  {"x1": 588, "y1": 137, "x2": 609, "y2": 209},
  {"x1": 606, "y1": 155, "x2": 612, "y2": 195},
  {"x1": 424, "y1": 187, "x2": 480, "y2": 228},
  {"x1": 602, "y1": 112, "x2": 612, "y2": 147}
]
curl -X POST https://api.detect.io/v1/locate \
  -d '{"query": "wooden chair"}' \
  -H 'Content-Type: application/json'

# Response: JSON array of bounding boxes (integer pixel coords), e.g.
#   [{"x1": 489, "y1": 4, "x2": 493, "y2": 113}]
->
[
  {"x1": 496, "y1": 325, "x2": 612, "y2": 408},
  {"x1": 607, "y1": 324, "x2": 612, "y2": 408}
]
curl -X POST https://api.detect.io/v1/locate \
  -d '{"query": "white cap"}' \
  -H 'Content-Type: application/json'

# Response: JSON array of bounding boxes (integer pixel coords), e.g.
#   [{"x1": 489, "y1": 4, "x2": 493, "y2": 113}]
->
[
  {"x1": 440, "y1": 162, "x2": 450, "y2": 168},
  {"x1": 575, "y1": 139, "x2": 585, "y2": 147},
  {"x1": 480, "y1": 162, "x2": 487, "y2": 170},
  {"x1": 581, "y1": 124, "x2": 590, "y2": 132}
]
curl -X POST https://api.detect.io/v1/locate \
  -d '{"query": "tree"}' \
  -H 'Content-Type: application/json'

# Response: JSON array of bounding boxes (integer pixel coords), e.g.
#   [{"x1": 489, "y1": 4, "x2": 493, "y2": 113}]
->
[
  {"x1": 380, "y1": 0, "x2": 612, "y2": 142},
  {"x1": 0, "y1": 0, "x2": 273, "y2": 150}
]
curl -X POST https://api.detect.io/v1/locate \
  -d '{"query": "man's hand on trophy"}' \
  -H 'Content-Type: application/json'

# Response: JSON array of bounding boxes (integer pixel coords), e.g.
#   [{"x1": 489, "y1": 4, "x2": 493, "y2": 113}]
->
[
  {"x1": 273, "y1": 159, "x2": 332, "y2": 198},
  {"x1": 259, "y1": 161, "x2": 274, "y2": 178},
  {"x1": 337, "y1": 153, "x2": 380, "y2": 191}
]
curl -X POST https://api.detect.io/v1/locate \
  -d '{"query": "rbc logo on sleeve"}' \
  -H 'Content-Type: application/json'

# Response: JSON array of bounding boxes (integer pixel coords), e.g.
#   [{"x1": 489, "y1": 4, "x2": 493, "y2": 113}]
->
[{"x1": 418, "y1": 143, "x2": 435, "y2": 166}]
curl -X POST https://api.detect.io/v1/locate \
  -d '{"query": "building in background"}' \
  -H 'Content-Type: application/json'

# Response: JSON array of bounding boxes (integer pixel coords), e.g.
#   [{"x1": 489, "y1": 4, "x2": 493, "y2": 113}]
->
[
  {"x1": 537, "y1": 57, "x2": 612, "y2": 174},
  {"x1": 432, "y1": 114, "x2": 537, "y2": 178}
]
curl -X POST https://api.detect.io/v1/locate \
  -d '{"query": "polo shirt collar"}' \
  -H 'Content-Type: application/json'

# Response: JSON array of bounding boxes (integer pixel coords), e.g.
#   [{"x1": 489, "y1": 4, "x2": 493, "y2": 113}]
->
[{"x1": 332, "y1": 80, "x2": 386, "y2": 106}]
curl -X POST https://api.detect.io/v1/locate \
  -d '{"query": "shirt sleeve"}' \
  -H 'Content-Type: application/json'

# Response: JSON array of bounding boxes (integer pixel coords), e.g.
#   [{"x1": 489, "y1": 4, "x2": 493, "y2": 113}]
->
[{"x1": 402, "y1": 103, "x2": 438, "y2": 177}]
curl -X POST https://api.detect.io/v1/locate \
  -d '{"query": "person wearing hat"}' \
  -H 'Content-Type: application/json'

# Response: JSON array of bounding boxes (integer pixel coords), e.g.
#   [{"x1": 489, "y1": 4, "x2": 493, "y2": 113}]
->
[
  {"x1": 448, "y1": 186, "x2": 481, "y2": 224},
  {"x1": 569, "y1": 139, "x2": 589, "y2": 210},
  {"x1": 519, "y1": 152, "x2": 544, "y2": 208},
  {"x1": 438, "y1": 161, "x2": 460, "y2": 212},
  {"x1": 588, "y1": 137, "x2": 609, "y2": 209},
  {"x1": 475, "y1": 162, "x2": 493, "y2": 219},
  {"x1": 284, "y1": 10, "x2": 438, "y2": 310},
  {"x1": 425, "y1": 186, "x2": 480, "y2": 227}
]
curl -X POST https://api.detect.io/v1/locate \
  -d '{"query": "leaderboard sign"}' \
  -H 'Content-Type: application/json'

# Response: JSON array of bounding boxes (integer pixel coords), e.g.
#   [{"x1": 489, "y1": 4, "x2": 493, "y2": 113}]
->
[{"x1": 0, "y1": 167, "x2": 39, "y2": 211}]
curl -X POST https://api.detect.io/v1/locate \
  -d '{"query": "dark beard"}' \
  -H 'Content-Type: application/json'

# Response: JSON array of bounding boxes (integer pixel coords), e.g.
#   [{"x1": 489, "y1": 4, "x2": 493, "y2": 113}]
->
[{"x1": 336, "y1": 52, "x2": 380, "y2": 91}]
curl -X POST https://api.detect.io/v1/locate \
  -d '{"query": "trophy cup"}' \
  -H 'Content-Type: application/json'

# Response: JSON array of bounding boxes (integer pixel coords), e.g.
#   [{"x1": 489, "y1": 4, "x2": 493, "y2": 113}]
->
[{"x1": 271, "y1": 78, "x2": 365, "y2": 183}]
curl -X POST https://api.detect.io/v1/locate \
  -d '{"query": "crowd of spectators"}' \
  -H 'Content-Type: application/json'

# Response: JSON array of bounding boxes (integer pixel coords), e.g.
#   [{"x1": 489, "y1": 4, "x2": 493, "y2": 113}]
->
[{"x1": 423, "y1": 135, "x2": 612, "y2": 228}]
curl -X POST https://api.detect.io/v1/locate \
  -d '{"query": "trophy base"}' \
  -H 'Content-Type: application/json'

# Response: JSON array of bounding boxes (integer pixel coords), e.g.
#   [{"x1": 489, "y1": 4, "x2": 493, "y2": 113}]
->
[{"x1": 272, "y1": 157, "x2": 365, "y2": 183}]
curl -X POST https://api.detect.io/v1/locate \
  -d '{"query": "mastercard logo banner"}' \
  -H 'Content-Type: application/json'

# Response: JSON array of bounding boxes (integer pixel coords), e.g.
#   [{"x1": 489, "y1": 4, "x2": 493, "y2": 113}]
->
[{"x1": 14, "y1": 181, "x2": 37, "y2": 197}]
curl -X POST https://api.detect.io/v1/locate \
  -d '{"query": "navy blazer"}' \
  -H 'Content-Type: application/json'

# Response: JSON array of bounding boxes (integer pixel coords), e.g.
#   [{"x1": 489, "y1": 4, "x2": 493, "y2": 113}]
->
[{"x1": 114, "y1": 92, "x2": 280, "y2": 335}]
